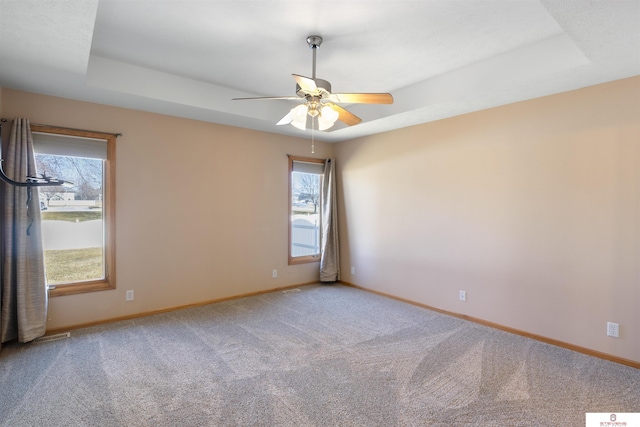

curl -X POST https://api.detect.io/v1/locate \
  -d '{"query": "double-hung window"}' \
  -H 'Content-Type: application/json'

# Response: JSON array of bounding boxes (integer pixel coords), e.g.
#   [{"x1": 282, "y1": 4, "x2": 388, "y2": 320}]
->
[
  {"x1": 32, "y1": 125, "x2": 116, "y2": 296},
  {"x1": 289, "y1": 156, "x2": 324, "y2": 264}
]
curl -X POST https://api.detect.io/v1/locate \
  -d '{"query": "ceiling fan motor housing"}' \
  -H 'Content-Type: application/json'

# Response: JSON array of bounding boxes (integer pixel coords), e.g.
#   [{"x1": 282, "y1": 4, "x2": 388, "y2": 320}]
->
[{"x1": 296, "y1": 78, "x2": 332, "y2": 98}]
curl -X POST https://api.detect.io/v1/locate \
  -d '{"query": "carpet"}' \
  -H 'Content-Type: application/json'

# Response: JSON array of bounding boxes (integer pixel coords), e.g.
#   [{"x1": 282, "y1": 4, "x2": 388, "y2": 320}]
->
[{"x1": 0, "y1": 284, "x2": 638, "y2": 426}]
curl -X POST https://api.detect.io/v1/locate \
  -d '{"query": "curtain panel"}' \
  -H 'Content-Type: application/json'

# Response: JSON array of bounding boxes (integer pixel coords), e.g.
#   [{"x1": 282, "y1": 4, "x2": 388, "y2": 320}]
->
[
  {"x1": 1, "y1": 118, "x2": 47, "y2": 347},
  {"x1": 319, "y1": 158, "x2": 340, "y2": 282}
]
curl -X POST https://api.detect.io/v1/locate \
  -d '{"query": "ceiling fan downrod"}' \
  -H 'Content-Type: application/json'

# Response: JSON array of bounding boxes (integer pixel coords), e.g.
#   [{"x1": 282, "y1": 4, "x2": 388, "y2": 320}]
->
[{"x1": 306, "y1": 35, "x2": 322, "y2": 79}]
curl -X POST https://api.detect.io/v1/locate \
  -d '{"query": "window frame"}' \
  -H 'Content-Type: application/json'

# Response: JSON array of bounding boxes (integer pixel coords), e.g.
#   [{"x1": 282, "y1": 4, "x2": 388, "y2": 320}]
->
[
  {"x1": 32, "y1": 124, "x2": 116, "y2": 297},
  {"x1": 288, "y1": 155, "x2": 324, "y2": 265}
]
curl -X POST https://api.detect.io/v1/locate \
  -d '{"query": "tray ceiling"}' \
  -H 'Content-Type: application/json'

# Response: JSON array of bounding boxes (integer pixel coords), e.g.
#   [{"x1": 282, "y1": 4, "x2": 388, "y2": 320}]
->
[{"x1": 1, "y1": 0, "x2": 638, "y2": 142}]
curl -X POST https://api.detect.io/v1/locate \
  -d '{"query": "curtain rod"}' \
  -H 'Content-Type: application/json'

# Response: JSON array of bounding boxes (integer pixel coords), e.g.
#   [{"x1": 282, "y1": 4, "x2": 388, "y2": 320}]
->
[
  {"x1": 0, "y1": 118, "x2": 122, "y2": 137},
  {"x1": 286, "y1": 154, "x2": 330, "y2": 160}
]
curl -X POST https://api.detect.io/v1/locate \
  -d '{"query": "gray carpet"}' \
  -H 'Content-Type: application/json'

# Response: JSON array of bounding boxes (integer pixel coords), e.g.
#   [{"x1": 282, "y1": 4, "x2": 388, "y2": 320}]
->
[{"x1": 0, "y1": 284, "x2": 638, "y2": 426}]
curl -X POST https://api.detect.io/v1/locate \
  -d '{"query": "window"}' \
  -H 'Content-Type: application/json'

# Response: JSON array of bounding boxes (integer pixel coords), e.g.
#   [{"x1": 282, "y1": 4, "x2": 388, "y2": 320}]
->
[
  {"x1": 32, "y1": 125, "x2": 116, "y2": 296},
  {"x1": 289, "y1": 156, "x2": 324, "y2": 265}
]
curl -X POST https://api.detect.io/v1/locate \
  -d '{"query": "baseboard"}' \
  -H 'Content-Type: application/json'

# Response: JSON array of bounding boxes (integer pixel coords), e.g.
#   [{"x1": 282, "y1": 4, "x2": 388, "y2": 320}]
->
[
  {"x1": 340, "y1": 281, "x2": 640, "y2": 369},
  {"x1": 46, "y1": 280, "x2": 639, "y2": 369},
  {"x1": 45, "y1": 281, "x2": 319, "y2": 335}
]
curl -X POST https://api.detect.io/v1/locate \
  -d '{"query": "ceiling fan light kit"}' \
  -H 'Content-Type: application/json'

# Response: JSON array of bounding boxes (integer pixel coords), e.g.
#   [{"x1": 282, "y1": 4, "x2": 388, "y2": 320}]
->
[{"x1": 233, "y1": 35, "x2": 393, "y2": 133}]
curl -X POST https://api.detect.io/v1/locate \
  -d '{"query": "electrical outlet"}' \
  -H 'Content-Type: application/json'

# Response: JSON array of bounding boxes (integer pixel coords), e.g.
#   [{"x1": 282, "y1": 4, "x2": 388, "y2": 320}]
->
[
  {"x1": 272, "y1": 269, "x2": 278, "y2": 278},
  {"x1": 351, "y1": 266, "x2": 355, "y2": 275},
  {"x1": 125, "y1": 290, "x2": 134, "y2": 301},
  {"x1": 607, "y1": 322, "x2": 619, "y2": 338},
  {"x1": 459, "y1": 290, "x2": 467, "y2": 302}
]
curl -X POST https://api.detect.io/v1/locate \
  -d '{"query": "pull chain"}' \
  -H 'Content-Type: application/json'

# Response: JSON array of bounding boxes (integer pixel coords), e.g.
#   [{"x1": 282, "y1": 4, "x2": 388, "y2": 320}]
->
[{"x1": 311, "y1": 116, "x2": 315, "y2": 153}]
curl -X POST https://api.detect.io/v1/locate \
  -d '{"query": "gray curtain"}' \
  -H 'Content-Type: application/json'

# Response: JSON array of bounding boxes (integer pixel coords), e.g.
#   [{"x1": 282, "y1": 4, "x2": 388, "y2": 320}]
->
[
  {"x1": 319, "y1": 158, "x2": 340, "y2": 282},
  {"x1": 1, "y1": 118, "x2": 47, "y2": 347}
]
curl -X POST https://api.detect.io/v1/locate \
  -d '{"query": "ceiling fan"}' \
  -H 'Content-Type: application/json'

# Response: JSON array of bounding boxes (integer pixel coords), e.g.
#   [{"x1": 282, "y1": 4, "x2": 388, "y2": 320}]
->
[{"x1": 233, "y1": 35, "x2": 393, "y2": 131}]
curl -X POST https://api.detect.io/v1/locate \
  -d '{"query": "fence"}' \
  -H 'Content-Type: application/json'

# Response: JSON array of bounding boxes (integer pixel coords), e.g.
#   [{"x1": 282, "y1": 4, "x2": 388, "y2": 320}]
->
[
  {"x1": 291, "y1": 217, "x2": 319, "y2": 257},
  {"x1": 47, "y1": 200, "x2": 101, "y2": 207}
]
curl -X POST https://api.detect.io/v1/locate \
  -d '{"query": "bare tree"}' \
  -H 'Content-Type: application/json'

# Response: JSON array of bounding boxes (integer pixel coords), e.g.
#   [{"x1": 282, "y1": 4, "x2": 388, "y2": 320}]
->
[
  {"x1": 293, "y1": 172, "x2": 320, "y2": 213},
  {"x1": 35, "y1": 154, "x2": 103, "y2": 201}
]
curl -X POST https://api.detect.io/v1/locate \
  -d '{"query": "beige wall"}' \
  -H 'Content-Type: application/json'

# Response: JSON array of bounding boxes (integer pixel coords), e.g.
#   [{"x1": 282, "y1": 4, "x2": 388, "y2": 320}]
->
[
  {"x1": 1, "y1": 88, "x2": 332, "y2": 329},
  {"x1": 2, "y1": 77, "x2": 639, "y2": 363},
  {"x1": 334, "y1": 77, "x2": 640, "y2": 362}
]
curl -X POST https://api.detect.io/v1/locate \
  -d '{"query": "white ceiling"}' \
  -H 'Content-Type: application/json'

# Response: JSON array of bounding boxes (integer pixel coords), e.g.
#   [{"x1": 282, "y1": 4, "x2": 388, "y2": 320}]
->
[{"x1": 1, "y1": 0, "x2": 639, "y2": 142}]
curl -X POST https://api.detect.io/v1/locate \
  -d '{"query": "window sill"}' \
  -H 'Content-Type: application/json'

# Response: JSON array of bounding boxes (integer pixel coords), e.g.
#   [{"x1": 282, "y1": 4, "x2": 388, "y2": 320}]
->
[
  {"x1": 288, "y1": 256, "x2": 321, "y2": 265},
  {"x1": 48, "y1": 281, "x2": 115, "y2": 297}
]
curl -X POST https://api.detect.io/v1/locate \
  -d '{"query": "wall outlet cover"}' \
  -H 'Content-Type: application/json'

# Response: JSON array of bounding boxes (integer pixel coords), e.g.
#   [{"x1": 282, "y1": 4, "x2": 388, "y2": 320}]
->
[
  {"x1": 607, "y1": 322, "x2": 619, "y2": 338},
  {"x1": 459, "y1": 290, "x2": 467, "y2": 302}
]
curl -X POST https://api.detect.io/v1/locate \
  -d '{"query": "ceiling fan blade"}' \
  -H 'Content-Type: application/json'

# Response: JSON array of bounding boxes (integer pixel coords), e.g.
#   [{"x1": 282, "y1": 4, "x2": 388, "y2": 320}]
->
[
  {"x1": 328, "y1": 93, "x2": 394, "y2": 104},
  {"x1": 232, "y1": 96, "x2": 300, "y2": 101},
  {"x1": 292, "y1": 74, "x2": 318, "y2": 94},
  {"x1": 327, "y1": 103, "x2": 362, "y2": 126},
  {"x1": 276, "y1": 111, "x2": 293, "y2": 125}
]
